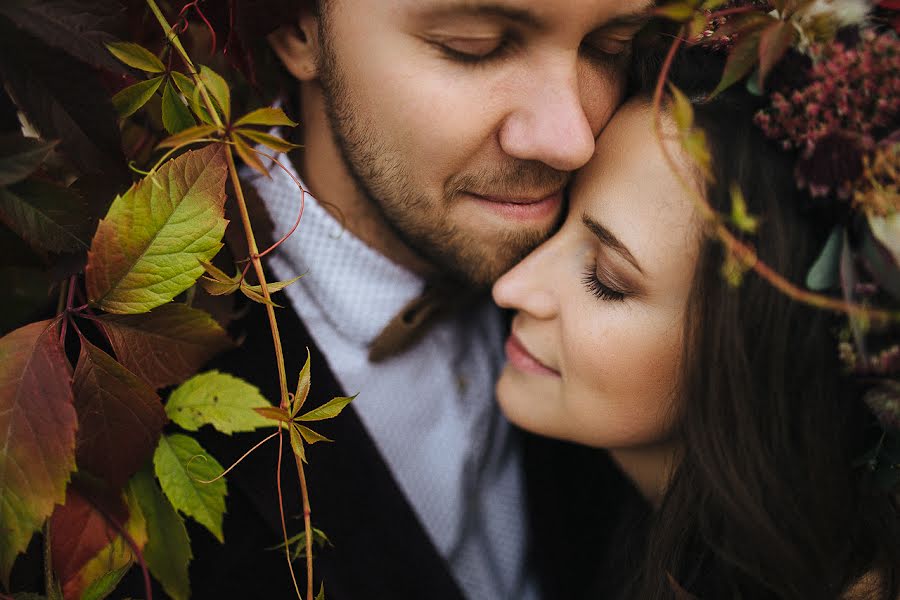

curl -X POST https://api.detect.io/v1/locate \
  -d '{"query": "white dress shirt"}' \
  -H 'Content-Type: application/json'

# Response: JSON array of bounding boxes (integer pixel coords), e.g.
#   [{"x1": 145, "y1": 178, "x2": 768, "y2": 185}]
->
[{"x1": 247, "y1": 156, "x2": 540, "y2": 600}]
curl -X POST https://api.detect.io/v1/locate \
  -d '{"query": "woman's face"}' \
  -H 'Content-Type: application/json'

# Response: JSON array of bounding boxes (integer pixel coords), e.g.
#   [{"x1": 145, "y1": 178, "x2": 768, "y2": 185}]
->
[{"x1": 492, "y1": 100, "x2": 701, "y2": 450}]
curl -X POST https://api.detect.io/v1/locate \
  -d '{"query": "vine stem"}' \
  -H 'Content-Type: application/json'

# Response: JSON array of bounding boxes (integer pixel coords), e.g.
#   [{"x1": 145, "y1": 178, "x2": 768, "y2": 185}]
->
[
  {"x1": 145, "y1": 2, "x2": 316, "y2": 595},
  {"x1": 650, "y1": 25, "x2": 900, "y2": 325}
]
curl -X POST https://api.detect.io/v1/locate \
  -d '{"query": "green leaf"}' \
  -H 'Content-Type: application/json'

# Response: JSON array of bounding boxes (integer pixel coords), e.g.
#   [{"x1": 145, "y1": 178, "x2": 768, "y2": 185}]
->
[
  {"x1": 255, "y1": 406, "x2": 291, "y2": 423},
  {"x1": 728, "y1": 183, "x2": 759, "y2": 233},
  {"x1": 0, "y1": 134, "x2": 57, "y2": 186},
  {"x1": 111, "y1": 76, "x2": 164, "y2": 118},
  {"x1": 316, "y1": 582, "x2": 325, "y2": 600},
  {"x1": 153, "y1": 434, "x2": 227, "y2": 542},
  {"x1": 236, "y1": 129, "x2": 301, "y2": 154},
  {"x1": 80, "y1": 563, "x2": 132, "y2": 600},
  {"x1": 292, "y1": 347, "x2": 312, "y2": 417},
  {"x1": 757, "y1": 20, "x2": 796, "y2": 89},
  {"x1": 806, "y1": 225, "x2": 843, "y2": 291},
  {"x1": 199, "y1": 65, "x2": 230, "y2": 122},
  {"x1": 240, "y1": 280, "x2": 283, "y2": 307},
  {"x1": 85, "y1": 144, "x2": 228, "y2": 314},
  {"x1": 198, "y1": 259, "x2": 242, "y2": 295},
  {"x1": 289, "y1": 423, "x2": 307, "y2": 464},
  {"x1": 710, "y1": 28, "x2": 764, "y2": 98},
  {"x1": 242, "y1": 274, "x2": 304, "y2": 297},
  {"x1": 721, "y1": 248, "x2": 749, "y2": 287},
  {"x1": 170, "y1": 71, "x2": 214, "y2": 125},
  {"x1": 232, "y1": 132, "x2": 270, "y2": 178},
  {"x1": 132, "y1": 468, "x2": 192, "y2": 600},
  {"x1": 0, "y1": 320, "x2": 77, "y2": 587},
  {"x1": 233, "y1": 107, "x2": 298, "y2": 128},
  {"x1": 295, "y1": 423, "x2": 332, "y2": 445},
  {"x1": 297, "y1": 394, "x2": 356, "y2": 422},
  {"x1": 654, "y1": 2, "x2": 696, "y2": 21},
  {"x1": 668, "y1": 83, "x2": 694, "y2": 133},
  {"x1": 106, "y1": 42, "x2": 165, "y2": 73},
  {"x1": 701, "y1": 0, "x2": 728, "y2": 9},
  {"x1": 72, "y1": 339, "x2": 167, "y2": 488},
  {"x1": 0, "y1": 178, "x2": 94, "y2": 253},
  {"x1": 161, "y1": 81, "x2": 196, "y2": 135},
  {"x1": 166, "y1": 370, "x2": 273, "y2": 434},
  {"x1": 156, "y1": 124, "x2": 220, "y2": 150},
  {"x1": 97, "y1": 303, "x2": 234, "y2": 389},
  {"x1": 681, "y1": 129, "x2": 714, "y2": 183}
]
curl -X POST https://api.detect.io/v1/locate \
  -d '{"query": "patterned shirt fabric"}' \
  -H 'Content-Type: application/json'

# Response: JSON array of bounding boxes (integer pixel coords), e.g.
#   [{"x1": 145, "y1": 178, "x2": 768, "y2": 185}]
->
[{"x1": 246, "y1": 155, "x2": 539, "y2": 600}]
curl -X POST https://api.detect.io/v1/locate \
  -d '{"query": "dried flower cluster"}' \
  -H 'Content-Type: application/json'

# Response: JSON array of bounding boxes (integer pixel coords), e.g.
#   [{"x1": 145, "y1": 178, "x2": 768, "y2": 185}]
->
[
  {"x1": 854, "y1": 143, "x2": 900, "y2": 216},
  {"x1": 755, "y1": 30, "x2": 900, "y2": 199}
]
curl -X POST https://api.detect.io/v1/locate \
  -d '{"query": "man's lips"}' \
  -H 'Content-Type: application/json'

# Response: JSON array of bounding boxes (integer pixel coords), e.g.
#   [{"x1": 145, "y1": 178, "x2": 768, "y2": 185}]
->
[
  {"x1": 466, "y1": 189, "x2": 564, "y2": 220},
  {"x1": 504, "y1": 333, "x2": 560, "y2": 377}
]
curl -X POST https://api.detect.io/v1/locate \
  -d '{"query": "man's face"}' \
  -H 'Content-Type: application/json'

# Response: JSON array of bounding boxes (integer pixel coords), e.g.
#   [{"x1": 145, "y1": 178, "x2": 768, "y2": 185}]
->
[{"x1": 315, "y1": 0, "x2": 650, "y2": 286}]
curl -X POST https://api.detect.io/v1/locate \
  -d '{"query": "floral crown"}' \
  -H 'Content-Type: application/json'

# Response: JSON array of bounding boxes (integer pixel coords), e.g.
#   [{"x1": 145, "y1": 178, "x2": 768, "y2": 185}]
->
[{"x1": 653, "y1": 0, "x2": 900, "y2": 490}]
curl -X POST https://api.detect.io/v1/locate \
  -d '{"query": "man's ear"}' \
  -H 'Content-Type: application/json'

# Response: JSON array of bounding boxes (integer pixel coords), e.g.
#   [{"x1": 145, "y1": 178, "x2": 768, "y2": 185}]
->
[{"x1": 268, "y1": 10, "x2": 321, "y2": 82}]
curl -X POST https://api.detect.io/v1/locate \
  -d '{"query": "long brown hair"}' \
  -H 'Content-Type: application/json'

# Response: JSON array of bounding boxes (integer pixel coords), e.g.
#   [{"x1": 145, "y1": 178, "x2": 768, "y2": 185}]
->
[{"x1": 620, "y1": 46, "x2": 900, "y2": 599}]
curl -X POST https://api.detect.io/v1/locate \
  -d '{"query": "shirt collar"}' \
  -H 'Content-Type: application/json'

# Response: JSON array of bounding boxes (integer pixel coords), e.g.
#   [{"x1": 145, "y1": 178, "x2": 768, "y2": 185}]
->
[{"x1": 246, "y1": 153, "x2": 425, "y2": 348}]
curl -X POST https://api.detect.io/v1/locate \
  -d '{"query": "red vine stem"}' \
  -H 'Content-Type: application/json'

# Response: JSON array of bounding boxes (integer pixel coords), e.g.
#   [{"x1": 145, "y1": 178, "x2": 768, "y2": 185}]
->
[{"x1": 650, "y1": 25, "x2": 900, "y2": 325}]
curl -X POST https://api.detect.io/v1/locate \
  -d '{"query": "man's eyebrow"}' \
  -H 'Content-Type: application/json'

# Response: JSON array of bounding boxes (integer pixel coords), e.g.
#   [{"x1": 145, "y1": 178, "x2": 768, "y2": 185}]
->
[
  {"x1": 582, "y1": 213, "x2": 644, "y2": 275},
  {"x1": 416, "y1": 2, "x2": 543, "y2": 29}
]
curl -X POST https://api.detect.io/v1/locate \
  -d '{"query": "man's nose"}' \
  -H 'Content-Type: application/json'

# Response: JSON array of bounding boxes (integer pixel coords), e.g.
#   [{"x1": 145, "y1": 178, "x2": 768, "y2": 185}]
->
[{"x1": 497, "y1": 60, "x2": 597, "y2": 172}]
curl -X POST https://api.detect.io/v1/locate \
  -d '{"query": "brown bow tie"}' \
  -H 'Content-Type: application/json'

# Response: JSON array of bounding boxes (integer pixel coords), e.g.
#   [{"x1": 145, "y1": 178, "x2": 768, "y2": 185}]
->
[{"x1": 368, "y1": 283, "x2": 478, "y2": 362}]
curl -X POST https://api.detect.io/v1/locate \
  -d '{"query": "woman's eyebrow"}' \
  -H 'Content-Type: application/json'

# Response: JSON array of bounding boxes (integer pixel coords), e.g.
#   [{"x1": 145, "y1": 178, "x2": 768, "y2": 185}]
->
[{"x1": 581, "y1": 213, "x2": 644, "y2": 275}]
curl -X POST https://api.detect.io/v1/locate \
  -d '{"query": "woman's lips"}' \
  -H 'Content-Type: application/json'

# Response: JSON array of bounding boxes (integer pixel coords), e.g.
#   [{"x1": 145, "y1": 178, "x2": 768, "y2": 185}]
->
[{"x1": 504, "y1": 333, "x2": 560, "y2": 377}]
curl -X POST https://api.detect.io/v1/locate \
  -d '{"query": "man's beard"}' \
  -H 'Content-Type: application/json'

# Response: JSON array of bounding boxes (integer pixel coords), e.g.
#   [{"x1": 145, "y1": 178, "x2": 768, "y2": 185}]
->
[{"x1": 315, "y1": 25, "x2": 567, "y2": 288}]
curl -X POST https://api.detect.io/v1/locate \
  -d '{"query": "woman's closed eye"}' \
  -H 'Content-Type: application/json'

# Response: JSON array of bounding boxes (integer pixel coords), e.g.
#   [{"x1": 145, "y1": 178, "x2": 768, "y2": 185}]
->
[{"x1": 581, "y1": 263, "x2": 630, "y2": 302}]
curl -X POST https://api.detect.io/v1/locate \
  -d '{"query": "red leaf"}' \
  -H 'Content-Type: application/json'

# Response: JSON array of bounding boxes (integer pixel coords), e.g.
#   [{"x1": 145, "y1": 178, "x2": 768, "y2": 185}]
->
[
  {"x1": 757, "y1": 20, "x2": 796, "y2": 89},
  {"x1": 72, "y1": 339, "x2": 167, "y2": 488},
  {"x1": 97, "y1": 303, "x2": 234, "y2": 389},
  {"x1": 50, "y1": 483, "x2": 128, "y2": 596},
  {"x1": 0, "y1": 319, "x2": 77, "y2": 586}
]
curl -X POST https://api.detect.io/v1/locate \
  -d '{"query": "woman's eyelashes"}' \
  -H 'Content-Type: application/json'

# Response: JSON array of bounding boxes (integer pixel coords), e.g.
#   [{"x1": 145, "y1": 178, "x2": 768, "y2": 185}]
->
[{"x1": 581, "y1": 263, "x2": 629, "y2": 302}]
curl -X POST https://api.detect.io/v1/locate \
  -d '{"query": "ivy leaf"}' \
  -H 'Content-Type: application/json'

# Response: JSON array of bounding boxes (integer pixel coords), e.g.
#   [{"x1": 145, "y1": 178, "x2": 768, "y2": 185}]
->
[
  {"x1": 105, "y1": 41, "x2": 164, "y2": 73},
  {"x1": 161, "y1": 81, "x2": 196, "y2": 135},
  {"x1": 111, "y1": 76, "x2": 164, "y2": 118},
  {"x1": 728, "y1": 183, "x2": 759, "y2": 233},
  {"x1": 232, "y1": 132, "x2": 270, "y2": 178},
  {"x1": 0, "y1": 23, "x2": 126, "y2": 177},
  {"x1": 97, "y1": 303, "x2": 234, "y2": 389},
  {"x1": 295, "y1": 423, "x2": 332, "y2": 445},
  {"x1": 241, "y1": 274, "x2": 304, "y2": 297},
  {"x1": 235, "y1": 129, "x2": 300, "y2": 154},
  {"x1": 153, "y1": 433, "x2": 227, "y2": 542},
  {"x1": 50, "y1": 484, "x2": 129, "y2": 600},
  {"x1": 0, "y1": 320, "x2": 77, "y2": 587},
  {"x1": 199, "y1": 259, "x2": 242, "y2": 296},
  {"x1": 289, "y1": 423, "x2": 307, "y2": 464},
  {"x1": 54, "y1": 479, "x2": 148, "y2": 600},
  {"x1": 254, "y1": 406, "x2": 291, "y2": 423},
  {"x1": 170, "y1": 71, "x2": 214, "y2": 126},
  {"x1": 86, "y1": 144, "x2": 228, "y2": 314},
  {"x1": 0, "y1": 134, "x2": 58, "y2": 186},
  {"x1": 0, "y1": 178, "x2": 94, "y2": 254},
  {"x1": 131, "y1": 468, "x2": 192, "y2": 600},
  {"x1": 240, "y1": 279, "x2": 283, "y2": 307},
  {"x1": 292, "y1": 347, "x2": 312, "y2": 417},
  {"x1": 233, "y1": 107, "x2": 297, "y2": 128},
  {"x1": 166, "y1": 370, "x2": 273, "y2": 434},
  {"x1": 710, "y1": 27, "x2": 764, "y2": 98},
  {"x1": 0, "y1": 0, "x2": 128, "y2": 74},
  {"x1": 806, "y1": 225, "x2": 843, "y2": 291},
  {"x1": 668, "y1": 83, "x2": 694, "y2": 133},
  {"x1": 757, "y1": 20, "x2": 796, "y2": 89},
  {"x1": 156, "y1": 124, "x2": 220, "y2": 150},
  {"x1": 296, "y1": 394, "x2": 356, "y2": 422},
  {"x1": 316, "y1": 582, "x2": 326, "y2": 600},
  {"x1": 72, "y1": 339, "x2": 167, "y2": 488},
  {"x1": 721, "y1": 248, "x2": 750, "y2": 288},
  {"x1": 681, "y1": 129, "x2": 714, "y2": 183},
  {"x1": 199, "y1": 65, "x2": 230, "y2": 122},
  {"x1": 654, "y1": 2, "x2": 696, "y2": 21}
]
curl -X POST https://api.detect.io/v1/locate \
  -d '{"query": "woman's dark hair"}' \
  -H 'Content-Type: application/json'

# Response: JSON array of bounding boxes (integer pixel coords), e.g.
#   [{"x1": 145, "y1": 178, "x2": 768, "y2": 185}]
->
[{"x1": 617, "y1": 44, "x2": 900, "y2": 599}]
